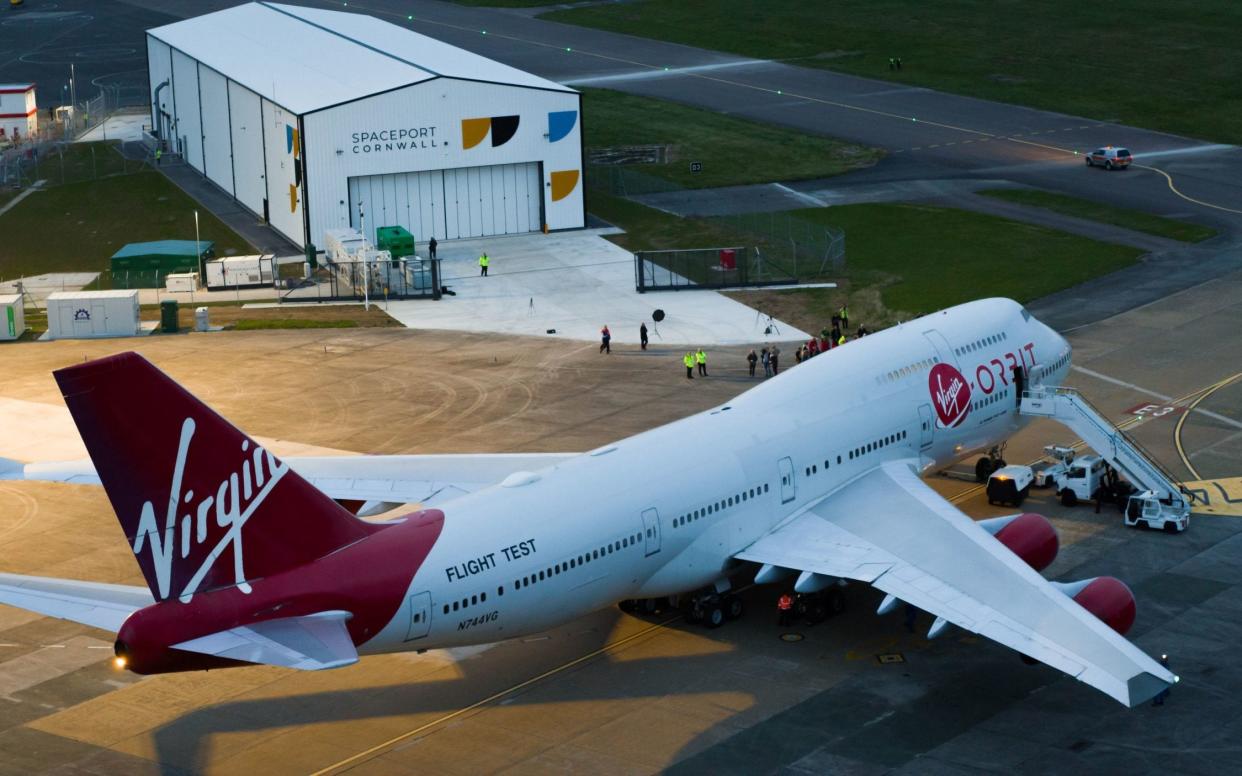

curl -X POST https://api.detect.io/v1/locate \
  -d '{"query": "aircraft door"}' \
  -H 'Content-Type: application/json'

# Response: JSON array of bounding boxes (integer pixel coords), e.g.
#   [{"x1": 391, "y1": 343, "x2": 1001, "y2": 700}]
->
[
  {"x1": 640, "y1": 508, "x2": 661, "y2": 557},
  {"x1": 778, "y1": 456, "x2": 796, "y2": 503},
  {"x1": 922, "y1": 329, "x2": 958, "y2": 368},
  {"x1": 404, "y1": 591, "x2": 432, "y2": 642},
  {"x1": 918, "y1": 404, "x2": 934, "y2": 450}
]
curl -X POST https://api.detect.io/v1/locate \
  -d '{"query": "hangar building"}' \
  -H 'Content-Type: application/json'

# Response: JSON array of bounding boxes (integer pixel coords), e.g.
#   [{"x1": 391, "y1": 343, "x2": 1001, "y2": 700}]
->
[{"x1": 146, "y1": 2, "x2": 584, "y2": 251}]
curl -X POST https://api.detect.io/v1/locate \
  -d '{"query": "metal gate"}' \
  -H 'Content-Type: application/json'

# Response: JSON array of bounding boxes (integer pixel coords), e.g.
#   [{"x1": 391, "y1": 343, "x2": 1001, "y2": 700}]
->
[{"x1": 640, "y1": 508, "x2": 662, "y2": 557}]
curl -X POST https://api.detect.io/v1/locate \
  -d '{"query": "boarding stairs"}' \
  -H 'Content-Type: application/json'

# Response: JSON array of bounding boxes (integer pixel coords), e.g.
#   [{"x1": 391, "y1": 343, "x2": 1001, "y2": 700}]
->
[{"x1": 1019, "y1": 386, "x2": 1191, "y2": 522}]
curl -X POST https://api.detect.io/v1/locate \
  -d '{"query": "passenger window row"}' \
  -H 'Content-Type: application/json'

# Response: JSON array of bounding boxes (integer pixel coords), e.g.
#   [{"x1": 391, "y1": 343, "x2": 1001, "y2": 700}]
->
[
  {"x1": 847, "y1": 429, "x2": 908, "y2": 462},
  {"x1": 955, "y1": 332, "x2": 1007, "y2": 357},
  {"x1": 973, "y1": 386, "x2": 1008, "y2": 411},
  {"x1": 511, "y1": 531, "x2": 644, "y2": 591},
  {"x1": 673, "y1": 483, "x2": 771, "y2": 529},
  {"x1": 880, "y1": 356, "x2": 940, "y2": 384},
  {"x1": 442, "y1": 589, "x2": 490, "y2": 615}
]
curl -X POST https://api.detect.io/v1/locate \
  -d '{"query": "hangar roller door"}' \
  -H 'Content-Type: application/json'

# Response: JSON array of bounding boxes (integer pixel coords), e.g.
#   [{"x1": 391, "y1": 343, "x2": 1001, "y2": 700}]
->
[{"x1": 348, "y1": 162, "x2": 542, "y2": 244}]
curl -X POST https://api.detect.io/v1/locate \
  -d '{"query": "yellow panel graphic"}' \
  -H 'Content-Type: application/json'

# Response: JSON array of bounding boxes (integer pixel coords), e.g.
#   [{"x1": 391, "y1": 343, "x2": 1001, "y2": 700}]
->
[
  {"x1": 549, "y1": 169, "x2": 579, "y2": 202},
  {"x1": 288, "y1": 183, "x2": 298, "y2": 214},
  {"x1": 291, "y1": 127, "x2": 300, "y2": 159},
  {"x1": 461, "y1": 118, "x2": 490, "y2": 150}
]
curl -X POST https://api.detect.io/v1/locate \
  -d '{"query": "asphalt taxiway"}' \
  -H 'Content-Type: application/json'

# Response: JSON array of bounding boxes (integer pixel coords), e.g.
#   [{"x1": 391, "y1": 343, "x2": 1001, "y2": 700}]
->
[{"x1": 0, "y1": 268, "x2": 1239, "y2": 774}]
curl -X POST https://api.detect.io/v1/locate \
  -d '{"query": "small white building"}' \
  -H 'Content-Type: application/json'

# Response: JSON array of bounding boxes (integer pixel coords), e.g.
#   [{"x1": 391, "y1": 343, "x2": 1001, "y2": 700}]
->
[
  {"x1": 0, "y1": 84, "x2": 38, "y2": 142},
  {"x1": 146, "y1": 2, "x2": 584, "y2": 251},
  {"x1": 0, "y1": 294, "x2": 26, "y2": 341},
  {"x1": 45, "y1": 291, "x2": 141, "y2": 340}
]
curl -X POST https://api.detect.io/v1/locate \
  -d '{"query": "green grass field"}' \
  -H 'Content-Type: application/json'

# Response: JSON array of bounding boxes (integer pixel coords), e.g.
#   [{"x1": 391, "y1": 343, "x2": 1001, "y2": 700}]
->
[
  {"x1": 592, "y1": 194, "x2": 1140, "y2": 328},
  {"x1": 582, "y1": 88, "x2": 881, "y2": 189},
  {"x1": 0, "y1": 167, "x2": 252, "y2": 282},
  {"x1": 547, "y1": 1, "x2": 1242, "y2": 144},
  {"x1": 978, "y1": 189, "x2": 1217, "y2": 243},
  {"x1": 793, "y1": 203, "x2": 1141, "y2": 314}
]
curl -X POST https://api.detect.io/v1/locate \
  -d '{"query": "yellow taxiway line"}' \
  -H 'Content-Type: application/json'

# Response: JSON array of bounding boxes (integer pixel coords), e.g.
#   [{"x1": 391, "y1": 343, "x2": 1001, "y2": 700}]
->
[
  {"x1": 1174, "y1": 372, "x2": 1242, "y2": 481},
  {"x1": 312, "y1": 612, "x2": 684, "y2": 775}
]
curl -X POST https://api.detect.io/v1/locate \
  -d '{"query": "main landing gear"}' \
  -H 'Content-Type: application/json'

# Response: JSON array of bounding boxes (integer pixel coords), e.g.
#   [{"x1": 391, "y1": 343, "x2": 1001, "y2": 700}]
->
[
  {"x1": 620, "y1": 586, "x2": 743, "y2": 629},
  {"x1": 975, "y1": 444, "x2": 1008, "y2": 483}
]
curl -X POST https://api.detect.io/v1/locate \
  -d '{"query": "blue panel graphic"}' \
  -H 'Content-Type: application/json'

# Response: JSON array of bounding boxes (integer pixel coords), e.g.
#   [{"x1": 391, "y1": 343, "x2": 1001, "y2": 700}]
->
[{"x1": 548, "y1": 111, "x2": 577, "y2": 143}]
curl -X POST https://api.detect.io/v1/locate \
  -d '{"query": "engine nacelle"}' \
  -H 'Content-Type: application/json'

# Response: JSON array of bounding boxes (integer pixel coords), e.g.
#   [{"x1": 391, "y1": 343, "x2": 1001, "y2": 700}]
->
[
  {"x1": 1054, "y1": 577, "x2": 1137, "y2": 635},
  {"x1": 980, "y1": 512, "x2": 1059, "y2": 571}
]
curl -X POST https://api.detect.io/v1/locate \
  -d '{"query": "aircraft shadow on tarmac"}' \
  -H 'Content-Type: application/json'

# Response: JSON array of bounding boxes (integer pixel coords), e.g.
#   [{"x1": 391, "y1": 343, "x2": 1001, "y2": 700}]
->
[{"x1": 142, "y1": 583, "x2": 1081, "y2": 774}]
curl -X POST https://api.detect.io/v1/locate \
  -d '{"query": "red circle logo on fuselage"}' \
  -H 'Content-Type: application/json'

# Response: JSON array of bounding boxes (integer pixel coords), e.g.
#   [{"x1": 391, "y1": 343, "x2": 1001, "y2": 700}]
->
[{"x1": 929, "y1": 363, "x2": 972, "y2": 428}]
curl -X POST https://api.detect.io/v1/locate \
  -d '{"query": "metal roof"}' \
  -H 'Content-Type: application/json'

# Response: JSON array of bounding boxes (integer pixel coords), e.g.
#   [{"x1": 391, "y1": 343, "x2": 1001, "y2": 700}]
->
[
  {"x1": 147, "y1": 2, "x2": 573, "y2": 116},
  {"x1": 111, "y1": 240, "x2": 213, "y2": 259}
]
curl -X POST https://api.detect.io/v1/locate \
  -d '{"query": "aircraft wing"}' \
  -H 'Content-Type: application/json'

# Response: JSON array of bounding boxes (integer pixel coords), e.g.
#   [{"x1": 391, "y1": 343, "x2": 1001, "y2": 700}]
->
[
  {"x1": 0, "y1": 573, "x2": 153, "y2": 632},
  {"x1": 0, "y1": 453, "x2": 578, "y2": 507},
  {"x1": 735, "y1": 459, "x2": 1175, "y2": 707}
]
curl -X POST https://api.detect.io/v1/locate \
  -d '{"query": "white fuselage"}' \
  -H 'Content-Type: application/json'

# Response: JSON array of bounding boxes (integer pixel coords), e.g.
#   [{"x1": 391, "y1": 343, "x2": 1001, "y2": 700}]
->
[{"x1": 362, "y1": 299, "x2": 1071, "y2": 654}]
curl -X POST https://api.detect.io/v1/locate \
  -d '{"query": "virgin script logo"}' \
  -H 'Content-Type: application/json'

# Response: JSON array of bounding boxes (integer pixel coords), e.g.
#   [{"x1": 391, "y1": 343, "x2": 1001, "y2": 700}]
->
[
  {"x1": 131, "y1": 418, "x2": 288, "y2": 602},
  {"x1": 929, "y1": 363, "x2": 972, "y2": 428}
]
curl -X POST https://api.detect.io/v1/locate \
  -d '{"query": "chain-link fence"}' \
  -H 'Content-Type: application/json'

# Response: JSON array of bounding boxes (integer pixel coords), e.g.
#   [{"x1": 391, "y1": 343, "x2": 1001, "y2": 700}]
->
[
  {"x1": 713, "y1": 211, "x2": 845, "y2": 278},
  {"x1": 280, "y1": 258, "x2": 440, "y2": 303},
  {"x1": 585, "y1": 165, "x2": 683, "y2": 197},
  {"x1": 1, "y1": 139, "x2": 148, "y2": 190},
  {"x1": 635, "y1": 246, "x2": 800, "y2": 292}
]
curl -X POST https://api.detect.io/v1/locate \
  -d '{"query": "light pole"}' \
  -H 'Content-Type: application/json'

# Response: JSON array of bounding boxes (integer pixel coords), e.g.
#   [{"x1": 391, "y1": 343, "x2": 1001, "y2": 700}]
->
[
  {"x1": 69, "y1": 64, "x2": 77, "y2": 132},
  {"x1": 194, "y1": 210, "x2": 202, "y2": 286},
  {"x1": 358, "y1": 201, "x2": 370, "y2": 311}
]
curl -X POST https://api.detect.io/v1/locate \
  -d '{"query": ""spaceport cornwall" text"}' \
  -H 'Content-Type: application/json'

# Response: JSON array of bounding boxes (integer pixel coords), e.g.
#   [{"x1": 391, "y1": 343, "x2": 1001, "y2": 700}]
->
[{"x1": 351, "y1": 127, "x2": 438, "y2": 154}]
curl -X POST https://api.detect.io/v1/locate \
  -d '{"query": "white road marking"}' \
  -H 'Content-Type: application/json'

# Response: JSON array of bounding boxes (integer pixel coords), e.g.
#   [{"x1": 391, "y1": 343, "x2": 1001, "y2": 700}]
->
[
  {"x1": 1134, "y1": 144, "x2": 1235, "y2": 161},
  {"x1": 1072, "y1": 366, "x2": 1242, "y2": 430},
  {"x1": 863, "y1": 710, "x2": 896, "y2": 727},
  {"x1": 562, "y1": 59, "x2": 772, "y2": 86},
  {"x1": 773, "y1": 182, "x2": 827, "y2": 207}
]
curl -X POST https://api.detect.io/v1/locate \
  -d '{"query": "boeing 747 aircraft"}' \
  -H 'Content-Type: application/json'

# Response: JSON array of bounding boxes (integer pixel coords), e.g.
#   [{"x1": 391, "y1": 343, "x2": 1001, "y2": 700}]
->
[{"x1": 0, "y1": 298, "x2": 1176, "y2": 706}]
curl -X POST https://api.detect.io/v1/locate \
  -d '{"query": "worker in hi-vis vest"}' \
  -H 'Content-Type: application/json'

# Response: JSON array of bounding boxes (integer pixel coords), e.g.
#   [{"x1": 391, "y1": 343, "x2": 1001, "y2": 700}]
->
[
  {"x1": 696, "y1": 348, "x2": 708, "y2": 377},
  {"x1": 683, "y1": 352, "x2": 695, "y2": 380},
  {"x1": 479, "y1": 253, "x2": 490, "y2": 276}
]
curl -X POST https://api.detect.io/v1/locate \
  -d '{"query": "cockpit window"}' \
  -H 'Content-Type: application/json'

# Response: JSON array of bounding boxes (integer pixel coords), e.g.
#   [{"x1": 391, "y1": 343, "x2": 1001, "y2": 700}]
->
[{"x1": 1020, "y1": 306, "x2": 1031, "y2": 322}]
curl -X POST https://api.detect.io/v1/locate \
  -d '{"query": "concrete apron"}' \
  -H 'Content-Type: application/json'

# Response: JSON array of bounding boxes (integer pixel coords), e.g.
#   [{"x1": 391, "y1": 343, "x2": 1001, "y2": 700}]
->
[{"x1": 385, "y1": 229, "x2": 809, "y2": 347}]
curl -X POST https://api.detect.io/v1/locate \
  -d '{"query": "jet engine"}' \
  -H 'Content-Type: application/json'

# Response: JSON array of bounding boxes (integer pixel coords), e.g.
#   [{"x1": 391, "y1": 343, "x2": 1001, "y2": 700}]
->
[
  {"x1": 1054, "y1": 577, "x2": 1137, "y2": 635},
  {"x1": 979, "y1": 512, "x2": 1059, "y2": 571}
]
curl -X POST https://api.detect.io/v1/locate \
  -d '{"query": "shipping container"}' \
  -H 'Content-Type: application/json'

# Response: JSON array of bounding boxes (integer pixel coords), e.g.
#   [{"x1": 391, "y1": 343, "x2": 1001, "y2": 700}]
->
[
  {"x1": 375, "y1": 226, "x2": 415, "y2": 259},
  {"x1": 45, "y1": 291, "x2": 140, "y2": 340},
  {"x1": 204, "y1": 255, "x2": 274, "y2": 289}
]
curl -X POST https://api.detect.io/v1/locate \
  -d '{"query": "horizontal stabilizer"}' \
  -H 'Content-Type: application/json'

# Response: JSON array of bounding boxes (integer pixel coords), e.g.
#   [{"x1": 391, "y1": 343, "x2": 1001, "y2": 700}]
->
[
  {"x1": 173, "y1": 610, "x2": 358, "y2": 670},
  {"x1": 0, "y1": 573, "x2": 153, "y2": 632}
]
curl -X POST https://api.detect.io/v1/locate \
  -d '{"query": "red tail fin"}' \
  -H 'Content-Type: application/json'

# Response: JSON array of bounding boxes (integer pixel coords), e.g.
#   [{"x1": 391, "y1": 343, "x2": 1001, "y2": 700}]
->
[{"x1": 54, "y1": 353, "x2": 378, "y2": 602}]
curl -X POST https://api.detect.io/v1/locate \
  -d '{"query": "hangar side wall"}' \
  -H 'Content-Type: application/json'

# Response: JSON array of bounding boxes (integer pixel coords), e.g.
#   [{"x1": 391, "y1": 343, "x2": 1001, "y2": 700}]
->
[
  {"x1": 198, "y1": 66, "x2": 233, "y2": 195},
  {"x1": 147, "y1": 36, "x2": 174, "y2": 142},
  {"x1": 303, "y1": 79, "x2": 583, "y2": 249},
  {"x1": 228, "y1": 82, "x2": 266, "y2": 220},
  {"x1": 261, "y1": 98, "x2": 304, "y2": 248},
  {"x1": 169, "y1": 49, "x2": 203, "y2": 173}
]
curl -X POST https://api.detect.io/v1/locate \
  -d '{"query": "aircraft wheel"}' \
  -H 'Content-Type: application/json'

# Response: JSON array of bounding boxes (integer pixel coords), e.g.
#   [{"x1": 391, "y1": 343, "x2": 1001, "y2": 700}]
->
[
  {"x1": 725, "y1": 595, "x2": 744, "y2": 620},
  {"x1": 706, "y1": 606, "x2": 725, "y2": 628},
  {"x1": 992, "y1": 458, "x2": 1007, "y2": 472},
  {"x1": 975, "y1": 457, "x2": 992, "y2": 483},
  {"x1": 825, "y1": 588, "x2": 845, "y2": 616},
  {"x1": 1061, "y1": 489, "x2": 1078, "y2": 507}
]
